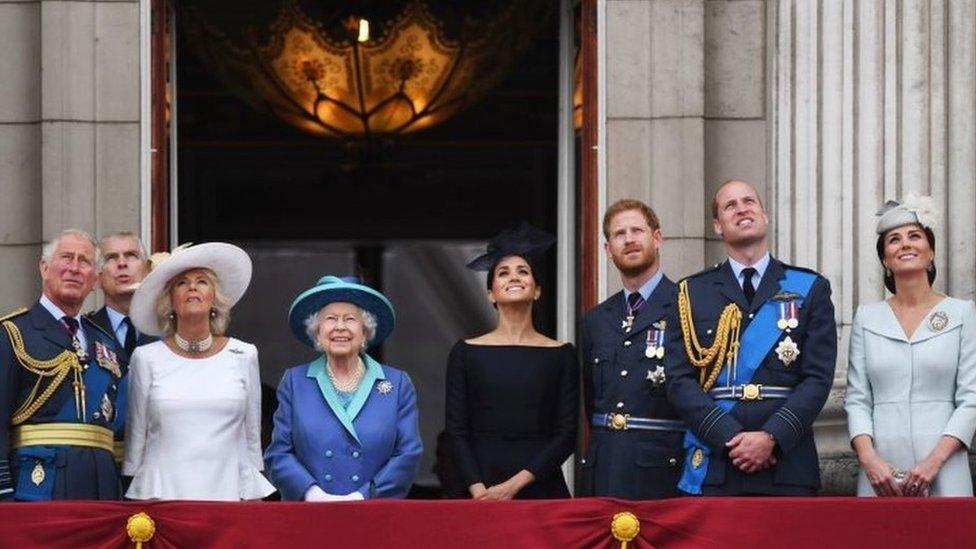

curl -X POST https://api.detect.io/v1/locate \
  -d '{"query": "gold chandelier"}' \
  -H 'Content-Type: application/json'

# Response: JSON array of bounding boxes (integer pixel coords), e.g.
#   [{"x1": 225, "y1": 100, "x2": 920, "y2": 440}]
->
[{"x1": 181, "y1": 0, "x2": 551, "y2": 138}]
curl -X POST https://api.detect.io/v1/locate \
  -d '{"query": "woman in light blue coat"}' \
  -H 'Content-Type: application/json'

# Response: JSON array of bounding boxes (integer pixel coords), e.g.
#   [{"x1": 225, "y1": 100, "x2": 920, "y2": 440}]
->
[
  {"x1": 846, "y1": 195, "x2": 976, "y2": 497},
  {"x1": 265, "y1": 276, "x2": 422, "y2": 500}
]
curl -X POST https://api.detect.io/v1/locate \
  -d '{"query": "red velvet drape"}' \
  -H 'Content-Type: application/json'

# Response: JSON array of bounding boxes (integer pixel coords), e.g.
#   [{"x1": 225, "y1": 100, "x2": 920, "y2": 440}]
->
[{"x1": 0, "y1": 497, "x2": 971, "y2": 548}]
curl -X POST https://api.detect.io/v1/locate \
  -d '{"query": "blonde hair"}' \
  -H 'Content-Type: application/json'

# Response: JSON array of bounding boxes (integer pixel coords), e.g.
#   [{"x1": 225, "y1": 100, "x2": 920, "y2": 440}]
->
[{"x1": 154, "y1": 268, "x2": 232, "y2": 336}]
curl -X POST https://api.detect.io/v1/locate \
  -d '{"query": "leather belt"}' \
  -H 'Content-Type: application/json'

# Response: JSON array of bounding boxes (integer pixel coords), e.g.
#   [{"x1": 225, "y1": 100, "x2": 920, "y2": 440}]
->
[
  {"x1": 11, "y1": 423, "x2": 115, "y2": 453},
  {"x1": 708, "y1": 384, "x2": 793, "y2": 401},
  {"x1": 591, "y1": 413, "x2": 685, "y2": 432}
]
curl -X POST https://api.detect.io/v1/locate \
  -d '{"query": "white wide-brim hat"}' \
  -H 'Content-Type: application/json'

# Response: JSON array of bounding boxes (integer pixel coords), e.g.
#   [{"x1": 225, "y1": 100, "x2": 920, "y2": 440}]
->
[{"x1": 129, "y1": 242, "x2": 252, "y2": 336}]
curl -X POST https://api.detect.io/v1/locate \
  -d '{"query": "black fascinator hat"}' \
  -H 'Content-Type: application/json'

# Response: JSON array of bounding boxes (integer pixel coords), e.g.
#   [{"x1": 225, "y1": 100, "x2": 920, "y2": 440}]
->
[{"x1": 466, "y1": 223, "x2": 556, "y2": 272}]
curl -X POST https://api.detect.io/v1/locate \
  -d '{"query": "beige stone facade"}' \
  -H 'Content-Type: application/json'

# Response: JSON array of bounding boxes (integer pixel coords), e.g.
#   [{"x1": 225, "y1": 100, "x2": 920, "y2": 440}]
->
[
  {"x1": 0, "y1": 0, "x2": 142, "y2": 310},
  {"x1": 1, "y1": 0, "x2": 974, "y2": 493}
]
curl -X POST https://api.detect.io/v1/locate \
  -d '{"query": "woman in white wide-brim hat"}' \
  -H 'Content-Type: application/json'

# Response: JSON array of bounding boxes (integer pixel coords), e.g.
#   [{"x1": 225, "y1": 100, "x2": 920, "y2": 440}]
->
[{"x1": 122, "y1": 242, "x2": 275, "y2": 501}]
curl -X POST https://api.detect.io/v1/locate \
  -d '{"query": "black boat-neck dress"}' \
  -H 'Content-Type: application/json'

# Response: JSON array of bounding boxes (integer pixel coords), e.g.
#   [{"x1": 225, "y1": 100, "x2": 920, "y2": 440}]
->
[{"x1": 445, "y1": 341, "x2": 579, "y2": 499}]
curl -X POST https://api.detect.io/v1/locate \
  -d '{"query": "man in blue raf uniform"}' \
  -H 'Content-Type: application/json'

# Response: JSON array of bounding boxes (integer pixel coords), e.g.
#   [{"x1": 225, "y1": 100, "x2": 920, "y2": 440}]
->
[
  {"x1": 579, "y1": 199, "x2": 684, "y2": 499},
  {"x1": 664, "y1": 180, "x2": 836, "y2": 496},
  {"x1": 0, "y1": 229, "x2": 127, "y2": 500},
  {"x1": 89, "y1": 232, "x2": 157, "y2": 464}
]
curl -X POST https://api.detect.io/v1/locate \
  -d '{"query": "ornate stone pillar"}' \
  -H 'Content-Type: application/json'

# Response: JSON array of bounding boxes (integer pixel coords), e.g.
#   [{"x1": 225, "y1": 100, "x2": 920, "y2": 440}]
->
[{"x1": 769, "y1": 0, "x2": 976, "y2": 493}]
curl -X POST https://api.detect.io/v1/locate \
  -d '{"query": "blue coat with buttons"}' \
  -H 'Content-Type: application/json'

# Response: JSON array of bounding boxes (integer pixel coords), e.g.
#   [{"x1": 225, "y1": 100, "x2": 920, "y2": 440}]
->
[{"x1": 264, "y1": 354, "x2": 422, "y2": 500}]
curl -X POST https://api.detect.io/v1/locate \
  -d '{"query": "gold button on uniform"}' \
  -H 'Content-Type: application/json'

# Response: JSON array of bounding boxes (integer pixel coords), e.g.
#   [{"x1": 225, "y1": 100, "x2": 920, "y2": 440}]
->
[
  {"x1": 623, "y1": 341, "x2": 632, "y2": 347},
  {"x1": 616, "y1": 401, "x2": 624, "y2": 409},
  {"x1": 620, "y1": 370, "x2": 628, "y2": 377}
]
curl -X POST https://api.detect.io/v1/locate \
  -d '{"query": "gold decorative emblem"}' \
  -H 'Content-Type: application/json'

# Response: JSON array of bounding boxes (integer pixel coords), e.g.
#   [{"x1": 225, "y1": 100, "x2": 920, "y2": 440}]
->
[
  {"x1": 126, "y1": 512, "x2": 156, "y2": 549},
  {"x1": 95, "y1": 342, "x2": 122, "y2": 378},
  {"x1": 610, "y1": 413, "x2": 629, "y2": 430},
  {"x1": 691, "y1": 448, "x2": 704, "y2": 469},
  {"x1": 741, "y1": 383, "x2": 762, "y2": 400},
  {"x1": 30, "y1": 461, "x2": 45, "y2": 486},
  {"x1": 929, "y1": 311, "x2": 949, "y2": 332},
  {"x1": 775, "y1": 336, "x2": 800, "y2": 367},
  {"x1": 610, "y1": 511, "x2": 640, "y2": 549},
  {"x1": 653, "y1": 319, "x2": 667, "y2": 330}
]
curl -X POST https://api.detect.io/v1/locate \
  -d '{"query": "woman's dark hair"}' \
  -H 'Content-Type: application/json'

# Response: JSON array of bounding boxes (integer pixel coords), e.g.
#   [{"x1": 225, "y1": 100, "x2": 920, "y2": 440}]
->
[
  {"x1": 875, "y1": 223, "x2": 936, "y2": 293},
  {"x1": 486, "y1": 253, "x2": 544, "y2": 292}
]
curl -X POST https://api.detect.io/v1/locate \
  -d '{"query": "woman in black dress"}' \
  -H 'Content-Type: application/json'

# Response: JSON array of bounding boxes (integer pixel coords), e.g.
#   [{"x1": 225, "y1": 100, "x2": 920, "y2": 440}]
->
[{"x1": 445, "y1": 224, "x2": 579, "y2": 499}]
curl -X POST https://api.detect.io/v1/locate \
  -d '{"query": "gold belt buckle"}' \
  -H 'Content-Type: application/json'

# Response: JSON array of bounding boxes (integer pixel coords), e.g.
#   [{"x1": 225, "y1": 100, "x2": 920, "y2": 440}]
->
[
  {"x1": 741, "y1": 384, "x2": 762, "y2": 401},
  {"x1": 609, "y1": 413, "x2": 630, "y2": 430}
]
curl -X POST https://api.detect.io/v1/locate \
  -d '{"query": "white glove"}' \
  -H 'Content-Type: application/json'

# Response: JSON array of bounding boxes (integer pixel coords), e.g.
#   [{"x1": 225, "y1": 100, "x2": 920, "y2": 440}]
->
[
  {"x1": 304, "y1": 485, "x2": 336, "y2": 502},
  {"x1": 304, "y1": 486, "x2": 365, "y2": 502}
]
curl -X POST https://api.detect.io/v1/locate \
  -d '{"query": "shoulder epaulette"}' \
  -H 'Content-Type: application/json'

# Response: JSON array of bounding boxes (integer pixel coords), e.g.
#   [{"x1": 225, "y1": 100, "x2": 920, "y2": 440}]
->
[
  {"x1": 781, "y1": 263, "x2": 822, "y2": 277},
  {"x1": 82, "y1": 315, "x2": 116, "y2": 340},
  {"x1": 0, "y1": 307, "x2": 28, "y2": 323},
  {"x1": 680, "y1": 263, "x2": 723, "y2": 283}
]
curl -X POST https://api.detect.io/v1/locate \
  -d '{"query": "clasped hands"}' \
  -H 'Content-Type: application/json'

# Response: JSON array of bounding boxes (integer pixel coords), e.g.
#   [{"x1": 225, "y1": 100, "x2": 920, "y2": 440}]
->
[
  {"x1": 726, "y1": 431, "x2": 777, "y2": 473},
  {"x1": 304, "y1": 485, "x2": 364, "y2": 502},
  {"x1": 469, "y1": 470, "x2": 535, "y2": 500},
  {"x1": 862, "y1": 455, "x2": 939, "y2": 497}
]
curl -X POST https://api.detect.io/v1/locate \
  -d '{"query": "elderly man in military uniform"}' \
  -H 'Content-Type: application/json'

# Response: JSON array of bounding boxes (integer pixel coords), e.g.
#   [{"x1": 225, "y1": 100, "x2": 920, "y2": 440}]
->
[
  {"x1": 579, "y1": 199, "x2": 685, "y2": 499},
  {"x1": 0, "y1": 229, "x2": 127, "y2": 500},
  {"x1": 88, "y1": 231, "x2": 157, "y2": 468},
  {"x1": 664, "y1": 180, "x2": 836, "y2": 496}
]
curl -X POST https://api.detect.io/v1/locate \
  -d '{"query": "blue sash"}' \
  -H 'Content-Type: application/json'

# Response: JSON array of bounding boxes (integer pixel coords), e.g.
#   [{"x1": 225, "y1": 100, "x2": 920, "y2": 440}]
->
[{"x1": 678, "y1": 269, "x2": 817, "y2": 494}]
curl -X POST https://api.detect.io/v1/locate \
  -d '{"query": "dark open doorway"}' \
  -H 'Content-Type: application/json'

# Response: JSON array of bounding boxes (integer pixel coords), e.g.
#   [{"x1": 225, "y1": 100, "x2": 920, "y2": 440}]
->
[{"x1": 170, "y1": 0, "x2": 563, "y2": 495}]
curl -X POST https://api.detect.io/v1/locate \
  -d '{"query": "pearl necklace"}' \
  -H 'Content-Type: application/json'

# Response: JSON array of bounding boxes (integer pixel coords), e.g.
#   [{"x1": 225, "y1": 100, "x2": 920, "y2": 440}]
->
[
  {"x1": 327, "y1": 360, "x2": 364, "y2": 392},
  {"x1": 174, "y1": 332, "x2": 214, "y2": 353}
]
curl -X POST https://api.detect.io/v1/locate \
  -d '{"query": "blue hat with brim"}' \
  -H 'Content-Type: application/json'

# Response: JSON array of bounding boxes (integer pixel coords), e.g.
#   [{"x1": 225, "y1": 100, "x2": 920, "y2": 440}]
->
[{"x1": 288, "y1": 276, "x2": 395, "y2": 348}]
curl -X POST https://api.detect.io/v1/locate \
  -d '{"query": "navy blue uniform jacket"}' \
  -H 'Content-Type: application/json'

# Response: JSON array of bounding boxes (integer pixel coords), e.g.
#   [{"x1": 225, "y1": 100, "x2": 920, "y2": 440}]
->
[
  {"x1": 663, "y1": 259, "x2": 836, "y2": 495},
  {"x1": 0, "y1": 303, "x2": 127, "y2": 500},
  {"x1": 579, "y1": 276, "x2": 685, "y2": 499}
]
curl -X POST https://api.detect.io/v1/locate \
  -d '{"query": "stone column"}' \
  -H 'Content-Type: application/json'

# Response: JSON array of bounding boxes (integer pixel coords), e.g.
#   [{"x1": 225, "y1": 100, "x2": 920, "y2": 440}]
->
[
  {"x1": 0, "y1": 0, "x2": 142, "y2": 313},
  {"x1": 604, "y1": 0, "x2": 706, "y2": 297},
  {"x1": 0, "y1": 1, "x2": 43, "y2": 309},
  {"x1": 770, "y1": 0, "x2": 976, "y2": 492}
]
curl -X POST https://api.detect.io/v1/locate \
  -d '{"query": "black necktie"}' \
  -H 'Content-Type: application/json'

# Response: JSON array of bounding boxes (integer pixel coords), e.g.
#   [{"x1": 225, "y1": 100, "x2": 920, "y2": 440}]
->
[
  {"x1": 741, "y1": 267, "x2": 757, "y2": 305},
  {"x1": 627, "y1": 292, "x2": 645, "y2": 315},
  {"x1": 122, "y1": 317, "x2": 137, "y2": 356}
]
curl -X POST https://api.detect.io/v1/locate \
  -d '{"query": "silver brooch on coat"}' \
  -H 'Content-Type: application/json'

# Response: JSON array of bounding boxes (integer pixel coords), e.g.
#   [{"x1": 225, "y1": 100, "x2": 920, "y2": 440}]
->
[
  {"x1": 929, "y1": 310, "x2": 949, "y2": 332},
  {"x1": 646, "y1": 366, "x2": 666, "y2": 387},
  {"x1": 376, "y1": 380, "x2": 393, "y2": 394}
]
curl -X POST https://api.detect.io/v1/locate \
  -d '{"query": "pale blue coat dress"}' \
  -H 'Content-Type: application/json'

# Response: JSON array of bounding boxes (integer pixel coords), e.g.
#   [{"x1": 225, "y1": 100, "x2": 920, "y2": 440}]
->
[{"x1": 845, "y1": 297, "x2": 976, "y2": 496}]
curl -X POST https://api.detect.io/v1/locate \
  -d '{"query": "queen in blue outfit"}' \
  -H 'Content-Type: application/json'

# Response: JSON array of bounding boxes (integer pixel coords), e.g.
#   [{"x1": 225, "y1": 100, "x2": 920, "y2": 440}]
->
[{"x1": 265, "y1": 276, "x2": 422, "y2": 501}]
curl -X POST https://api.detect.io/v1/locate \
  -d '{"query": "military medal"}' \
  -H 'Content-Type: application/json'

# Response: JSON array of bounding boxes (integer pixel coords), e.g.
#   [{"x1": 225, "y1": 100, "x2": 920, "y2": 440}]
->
[
  {"x1": 31, "y1": 462, "x2": 45, "y2": 486},
  {"x1": 100, "y1": 394, "x2": 114, "y2": 422},
  {"x1": 95, "y1": 342, "x2": 122, "y2": 378},
  {"x1": 622, "y1": 315, "x2": 634, "y2": 332},
  {"x1": 775, "y1": 336, "x2": 800, "y2": 366},
  {"x1": 72, "y1": 336, "x2": 88, "y2": 364},
  {"x1": 646, "y1": 366, "x2": 666, "y2": 387},
  {"x1": 929, "y1": 311, "x2": 948, "y2": 332},
  {"x1": 376, "y1": 380, "x2": 393, "y2": 395},
  {"x1": 777, "y1": 301, "x2": 799, "y2": 330},
  {"x1": 645, "y1": 328, "x2": 665, "y2": 359}
]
